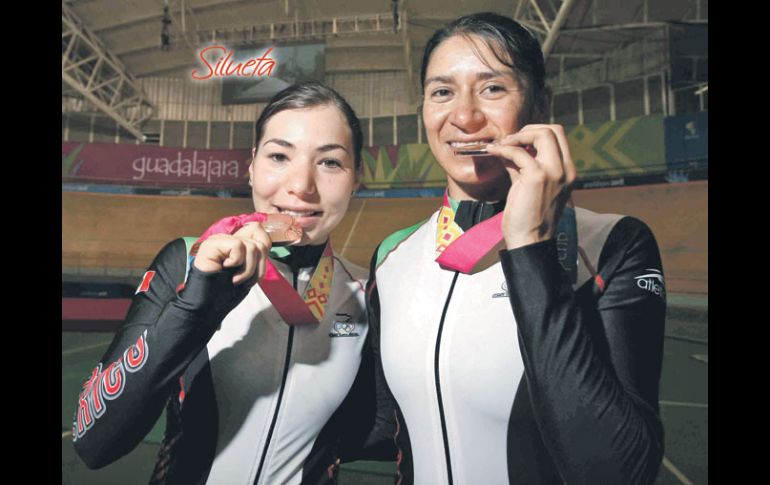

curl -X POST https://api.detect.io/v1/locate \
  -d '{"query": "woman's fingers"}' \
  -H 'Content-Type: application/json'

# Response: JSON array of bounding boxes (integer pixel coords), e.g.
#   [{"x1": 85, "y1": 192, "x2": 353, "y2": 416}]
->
[
  {"x1": 231, "y1": 239, "x2": 258, "y2": 285},
  {"x1": 529, "y1": 124, "x2": 577, "y2": 209},
  {"x1": 232, "y1": 222, "x2": 272, "y2": 285},
  {"x1": 490, "y1": 124, "x2": 577, "y2": 249},
  {"x1": 194, "y1": 222, "x2": 274, "y2": 286},
  {"x1": 517, "y1": 124, "x2": 577, "y2": 185},
  {"x1": 483, "y1": 144, "x2": 534, "y2": 179},
  {"x1": 194, "y1": 234, "x2": 241, "y2": 272},
  {"x1": 234, "y1": 222, "x2": 273, "y2": 251},
  {"x1": 498, "y1": 127, "x2": 565, "y2": 182},
  {"x1": 221, "y1": 238, "x2": 245, "y2": 269}
]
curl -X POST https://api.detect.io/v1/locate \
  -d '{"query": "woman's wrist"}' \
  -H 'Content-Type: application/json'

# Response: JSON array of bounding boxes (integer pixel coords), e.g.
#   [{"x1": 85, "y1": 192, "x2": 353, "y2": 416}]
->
[{"x1": 504, "y1": 233, "x2": 550, "y2": 250}]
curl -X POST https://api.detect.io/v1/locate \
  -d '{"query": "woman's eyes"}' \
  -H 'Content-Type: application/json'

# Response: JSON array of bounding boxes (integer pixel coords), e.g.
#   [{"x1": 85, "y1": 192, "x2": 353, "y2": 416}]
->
[
  {"x1": 429, "y1": 84, "x2": 507, "y2": 100},
  {"x1": 430, "y1": 88, "x2": 452, "y2": 99},
  {"x1": 267, "y1": 153, "x2": 344, "y2": 169},
  {"x1": 320, "y1": 159, "x2": 343, "y2": 169},
  {"x1": 483, "y1": 84, "x2": 507, "y2": 94}
]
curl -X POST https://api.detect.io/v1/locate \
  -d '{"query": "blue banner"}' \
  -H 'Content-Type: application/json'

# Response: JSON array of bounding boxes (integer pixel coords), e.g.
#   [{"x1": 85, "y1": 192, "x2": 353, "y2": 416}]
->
[{"x1": 665, "y1": 112, "x2": 708, "y2": 165}]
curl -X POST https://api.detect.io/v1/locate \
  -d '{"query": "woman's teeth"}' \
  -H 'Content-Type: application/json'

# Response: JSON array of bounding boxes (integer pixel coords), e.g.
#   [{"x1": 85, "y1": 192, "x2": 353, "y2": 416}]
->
[
  {"x1": 279, "y1": 209, "x2": 320, "y2": 217},
  {"x1": 449, "y1": 140, "x2": 493, "y2": 148}
]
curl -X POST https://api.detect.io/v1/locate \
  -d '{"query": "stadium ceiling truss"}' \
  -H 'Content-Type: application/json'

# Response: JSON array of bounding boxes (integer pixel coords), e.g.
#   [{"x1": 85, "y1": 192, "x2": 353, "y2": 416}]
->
[
  {"x1": 62, "y1": 0, "x2": 706, "y2": 130},
  {"x1": 163, "y1": 13, "x2": 399, "y2": 51},
  {"x1": 515, "y1": 0, "x2": 579, "y2": 58},
  {"x1": 514, "y1": 0, "x2": 707, "y2": 105},
  {"x1": 130, "y1": 9, "x2": 404, "y2": 78},
  {"x1": 62, "y1": 3, "x2": 155, "y2": 142}
]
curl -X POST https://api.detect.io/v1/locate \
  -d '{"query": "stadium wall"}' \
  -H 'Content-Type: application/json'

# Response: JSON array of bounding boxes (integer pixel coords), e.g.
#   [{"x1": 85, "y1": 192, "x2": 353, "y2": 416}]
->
[{"x1": 63, "y1": 180, "x2": 706, "y2": 294}]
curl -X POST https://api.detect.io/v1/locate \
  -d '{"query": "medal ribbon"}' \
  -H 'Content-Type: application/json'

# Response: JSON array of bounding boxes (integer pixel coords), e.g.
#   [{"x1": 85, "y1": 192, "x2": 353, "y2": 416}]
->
[
  {"x1": 434, "y1": 191, "x2": 504, "y2": 273},
  {"x1": 435, "y1": 191, "x2": 578, "y2": 282},
  {"x1": 192, "y1": 213, "x2": 333, "y2": 325}
]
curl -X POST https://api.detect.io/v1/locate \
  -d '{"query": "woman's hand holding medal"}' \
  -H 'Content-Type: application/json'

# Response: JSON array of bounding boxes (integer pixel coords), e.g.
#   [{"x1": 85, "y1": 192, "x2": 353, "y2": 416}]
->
[
  {"x1": 193, "y1": 213, "x2": 303, "y2": 286},
  {"x1": 485, "y1": 124, "x2": 577, "y2": 250}
]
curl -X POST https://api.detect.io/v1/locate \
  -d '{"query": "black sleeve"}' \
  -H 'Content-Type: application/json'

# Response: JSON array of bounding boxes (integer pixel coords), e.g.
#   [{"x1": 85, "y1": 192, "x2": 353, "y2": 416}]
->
[
  {"x1": 71, "y1": 238, "x2": 249, "y2": 469},
  {"x1": 500, "y1": 217, "x2": 666, "y2": 485},
  {"x1": 336, "y1": 246, "x2": 398, "y2": 463}
]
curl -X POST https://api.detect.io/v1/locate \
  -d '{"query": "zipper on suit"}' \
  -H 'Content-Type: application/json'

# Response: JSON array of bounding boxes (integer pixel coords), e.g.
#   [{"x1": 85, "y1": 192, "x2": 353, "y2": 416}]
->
[
  {"x1": 434, "y1": 205, "x2": 484, "y2": 484},
  {"x1": 435, "y1": 270, "x2": 459, "y2": 485},
  {"x1": 253, "y1": 268, "x2": 299, "y2": 484}
]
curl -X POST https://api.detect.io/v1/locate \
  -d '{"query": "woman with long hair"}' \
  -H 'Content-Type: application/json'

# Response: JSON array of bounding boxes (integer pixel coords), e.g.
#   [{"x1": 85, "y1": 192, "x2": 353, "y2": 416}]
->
[
  {"x1": 361, "y1": 12, "x2": 666, "y2": 485},
  {"x1": 72, "y1": 82, "x2": 376, "y2": 484}
]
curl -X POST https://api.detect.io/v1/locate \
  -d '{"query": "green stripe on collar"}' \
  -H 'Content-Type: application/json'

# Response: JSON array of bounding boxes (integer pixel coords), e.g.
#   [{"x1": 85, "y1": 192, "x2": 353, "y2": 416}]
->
[
  {"x1": 269, "y1": 246, "x2": 291, "y2": 259},
  {"x1": 376, "y1": 219, "x2": 427, "y2": 268}
]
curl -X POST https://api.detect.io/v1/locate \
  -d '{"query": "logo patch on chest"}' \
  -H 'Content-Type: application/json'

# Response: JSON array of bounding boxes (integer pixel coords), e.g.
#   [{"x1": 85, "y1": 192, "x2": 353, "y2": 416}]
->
[
  {"x1": 492, "y1": 281, "x2": 508, "y2": 299},
  {"x1": 329, "y1": 313, "x2": 360, "y2": 337}
]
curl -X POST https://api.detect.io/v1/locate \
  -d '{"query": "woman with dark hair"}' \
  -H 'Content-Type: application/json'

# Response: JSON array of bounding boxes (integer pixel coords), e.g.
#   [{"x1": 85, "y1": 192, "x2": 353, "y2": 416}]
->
[
  {"x1": 71, "y1": 82, "x2": 376, "y2": 484},
  {"x1": 362, "y1": 12, "x2": 666, "y2": 485}
]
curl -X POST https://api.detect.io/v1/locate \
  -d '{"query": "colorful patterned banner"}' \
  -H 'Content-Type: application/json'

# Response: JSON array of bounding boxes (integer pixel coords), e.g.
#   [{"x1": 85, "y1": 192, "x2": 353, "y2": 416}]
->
[
  {"x1": 360, "y1": 143, "x2": 447, "y2": 190},
  {"x1": 361, "y1": 116, "x2": 669, "y2": 190},
  {"x1": 566, "y1": 115, "x2": 667, "y2": 178},
  {"x1": 62, "y1": 142, "x2": 251, "y2": 188},
  {"x1": 63, "y1": 114, "x2": 699, "y2": 190}
]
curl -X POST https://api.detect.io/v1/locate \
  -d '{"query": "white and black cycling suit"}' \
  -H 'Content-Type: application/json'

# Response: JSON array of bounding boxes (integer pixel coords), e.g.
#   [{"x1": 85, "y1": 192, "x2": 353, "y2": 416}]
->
[
  {"x1": 350, "y1": 201, "x2": 667, "y2": 485},
  {"x1": 71, "y1": 238, "x2": 377, "y2": 485}
]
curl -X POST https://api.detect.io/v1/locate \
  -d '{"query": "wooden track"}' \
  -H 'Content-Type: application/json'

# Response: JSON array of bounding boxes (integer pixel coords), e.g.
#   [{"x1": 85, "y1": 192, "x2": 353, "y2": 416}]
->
[{"x1": 63, "y1": 181, "x2": 707, "y2": 294}]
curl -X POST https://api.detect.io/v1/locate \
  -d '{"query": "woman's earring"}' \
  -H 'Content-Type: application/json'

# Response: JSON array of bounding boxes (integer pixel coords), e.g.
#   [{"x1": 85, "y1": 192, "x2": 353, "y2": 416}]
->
[{"x1": 248, "y1": 177, "x2": 253, "y2": 186}]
